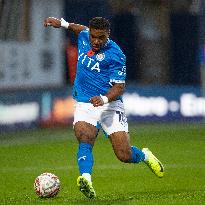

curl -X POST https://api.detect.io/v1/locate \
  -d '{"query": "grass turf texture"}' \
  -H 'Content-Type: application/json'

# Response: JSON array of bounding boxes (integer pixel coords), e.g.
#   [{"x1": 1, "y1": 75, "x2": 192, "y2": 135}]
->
[{"x1": 0, "y1": 123, "x2": 205, "y2": 205}]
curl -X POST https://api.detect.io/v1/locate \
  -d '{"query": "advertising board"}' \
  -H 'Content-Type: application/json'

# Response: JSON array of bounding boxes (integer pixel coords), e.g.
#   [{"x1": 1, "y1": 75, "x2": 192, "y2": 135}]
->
[{"x1": 0, "y1": 86, "x2": 204, "y2": 133}]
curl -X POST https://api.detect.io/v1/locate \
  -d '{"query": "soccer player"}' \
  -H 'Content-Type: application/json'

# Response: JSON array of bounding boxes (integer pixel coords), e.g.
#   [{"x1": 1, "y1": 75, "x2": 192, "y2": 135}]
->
[{"x1": 44, "y1": 16, "x2": 164, "y2": 199}]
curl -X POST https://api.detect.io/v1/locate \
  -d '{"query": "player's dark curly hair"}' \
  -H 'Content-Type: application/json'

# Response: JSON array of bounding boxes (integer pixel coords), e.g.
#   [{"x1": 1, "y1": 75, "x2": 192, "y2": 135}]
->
[{"x1": 89, "y1": 17, "x2": 110, "y2": 31}]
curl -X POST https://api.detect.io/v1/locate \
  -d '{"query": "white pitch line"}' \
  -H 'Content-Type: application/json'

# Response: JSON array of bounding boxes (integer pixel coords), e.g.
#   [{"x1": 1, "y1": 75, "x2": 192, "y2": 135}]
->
[{"x1": 0, "y1": 164, "x2": 205, "y2": 173}]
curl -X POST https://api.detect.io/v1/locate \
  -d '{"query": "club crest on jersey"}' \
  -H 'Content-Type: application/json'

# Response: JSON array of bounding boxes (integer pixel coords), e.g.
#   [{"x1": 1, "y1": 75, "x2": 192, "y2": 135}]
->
[{"x1": 96, "y1": 53, "x2": 105, "y2": 61}]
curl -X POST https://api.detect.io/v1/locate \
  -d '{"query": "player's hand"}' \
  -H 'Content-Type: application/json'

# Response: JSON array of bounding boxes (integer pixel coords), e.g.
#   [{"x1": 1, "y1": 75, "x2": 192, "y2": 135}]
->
[
  {"x1": 90, "y1": 96, "x2": 104, "y2": 107},
  {"x1": 44, "y1": 17, "x2": 61, "y2": 28}
]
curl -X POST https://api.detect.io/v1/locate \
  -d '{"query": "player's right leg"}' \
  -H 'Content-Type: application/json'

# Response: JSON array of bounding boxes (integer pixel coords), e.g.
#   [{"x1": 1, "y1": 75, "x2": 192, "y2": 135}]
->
[
  {"x1": 73, "y1": 102, "x2": 100, "y2": 198},
  {"x1": 77, "y1": 175, "x2": 96, "y2": 199},
  {"x1": 74, "y1": 121, "x2": 98, "y2": 199}
]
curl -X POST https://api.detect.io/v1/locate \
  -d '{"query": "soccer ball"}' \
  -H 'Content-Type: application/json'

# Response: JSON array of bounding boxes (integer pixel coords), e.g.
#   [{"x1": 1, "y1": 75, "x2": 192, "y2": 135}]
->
[{"x1": 34, "y1": 172, "x2": 60, "y2": 198}]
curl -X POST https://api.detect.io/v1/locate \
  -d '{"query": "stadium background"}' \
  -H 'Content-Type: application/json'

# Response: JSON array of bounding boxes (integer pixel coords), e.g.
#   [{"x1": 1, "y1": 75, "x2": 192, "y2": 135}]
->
[
  {"x1": 0, "y1": 0, "x2": 205, "y2": 204},
  {"x1": 1, "y1": 0, "x2": 205, "y2": 131}
]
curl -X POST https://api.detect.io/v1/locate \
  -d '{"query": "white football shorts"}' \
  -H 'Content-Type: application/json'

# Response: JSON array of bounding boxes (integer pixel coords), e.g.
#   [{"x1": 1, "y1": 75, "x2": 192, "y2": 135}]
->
[{"x1": 73, "y1": 100, "x2": 128, "y2": 136}]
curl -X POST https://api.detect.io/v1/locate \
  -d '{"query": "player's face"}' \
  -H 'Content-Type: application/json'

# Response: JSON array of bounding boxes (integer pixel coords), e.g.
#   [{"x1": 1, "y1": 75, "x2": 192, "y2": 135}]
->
[{"x1": 89, "y1": 28, "x2": 109, "y2": 52}]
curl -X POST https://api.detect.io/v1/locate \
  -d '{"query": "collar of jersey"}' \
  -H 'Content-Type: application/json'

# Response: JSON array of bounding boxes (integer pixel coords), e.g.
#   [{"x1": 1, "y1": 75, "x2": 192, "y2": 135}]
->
[{"x1": 104, "y1": 38, "x2": 110, "y2": 48}]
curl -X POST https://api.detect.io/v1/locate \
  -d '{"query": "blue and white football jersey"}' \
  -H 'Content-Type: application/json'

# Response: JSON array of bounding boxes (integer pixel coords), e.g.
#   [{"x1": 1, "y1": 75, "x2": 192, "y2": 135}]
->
[{"x1": 72, "y1": 29, "x2": 126, "y2": 102}]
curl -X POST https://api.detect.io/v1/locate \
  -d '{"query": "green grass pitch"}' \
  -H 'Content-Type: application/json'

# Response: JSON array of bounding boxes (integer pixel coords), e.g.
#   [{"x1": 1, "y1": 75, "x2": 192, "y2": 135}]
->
[{"x1": 0, "y1": 123, "x2": 205, "y2": 205}]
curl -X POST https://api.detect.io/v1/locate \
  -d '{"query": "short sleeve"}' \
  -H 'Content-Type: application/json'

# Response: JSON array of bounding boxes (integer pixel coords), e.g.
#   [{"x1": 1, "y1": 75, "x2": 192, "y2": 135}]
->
[
  {"x1": 78, "y1": 29, "x2": 89, "y2": 47},
  {"x1": 109, "y1": 50, "x2": 126, "y2": 83}
]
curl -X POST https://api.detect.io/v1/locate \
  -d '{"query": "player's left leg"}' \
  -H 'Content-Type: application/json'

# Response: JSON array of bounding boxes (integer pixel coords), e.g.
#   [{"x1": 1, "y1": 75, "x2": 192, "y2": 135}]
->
[
  {"x1": 109, "y1": 131, "x2": 144, "y2": 163},
  {"x1": 109, "y1": 131, "x2": 164, "y2": 178},
  {"x1": 100, "y1": 100, "x2": 164, "y2": 177}
]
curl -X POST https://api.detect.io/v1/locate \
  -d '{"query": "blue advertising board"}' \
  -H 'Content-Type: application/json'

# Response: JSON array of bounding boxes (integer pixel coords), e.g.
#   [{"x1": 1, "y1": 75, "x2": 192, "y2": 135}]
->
[
  {"x1": 124, "y1": 86, "x2": 205, "y2": 122},
  {"x1": 0, "y1": 86, "x2": 205, "y2": 133},
  {"x1": 0, "y1": 90, "x2": 41, "y2": 133}
]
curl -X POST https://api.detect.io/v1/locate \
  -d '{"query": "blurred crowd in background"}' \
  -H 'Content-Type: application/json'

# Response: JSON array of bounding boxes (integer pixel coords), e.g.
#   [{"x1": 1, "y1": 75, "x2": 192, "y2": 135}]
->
[
  {"x1": 0, "y1": 0, "x2": 205, "y2": 89},
  {"x1": 1, "y1": 0, "x2": 205, "y2": 131},
  {"x1": 65, "y1": 0, "x2": 204, "y2": 86}
]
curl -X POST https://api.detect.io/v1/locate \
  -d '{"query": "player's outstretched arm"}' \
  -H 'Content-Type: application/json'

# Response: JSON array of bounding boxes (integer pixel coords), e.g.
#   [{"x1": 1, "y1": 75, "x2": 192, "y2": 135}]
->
[{"x1": 44, "y1": 17, "x2": 87, "y2": 36}]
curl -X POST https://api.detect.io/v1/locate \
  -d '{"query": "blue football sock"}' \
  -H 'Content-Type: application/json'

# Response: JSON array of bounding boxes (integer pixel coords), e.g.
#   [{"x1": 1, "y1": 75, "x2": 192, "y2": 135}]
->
[
  {"x1": 131, "y1": 146, "x2": 145, "y2": 163},
  {"x1": 77, "y1": 143, "x2": 93, "y2": 175}
]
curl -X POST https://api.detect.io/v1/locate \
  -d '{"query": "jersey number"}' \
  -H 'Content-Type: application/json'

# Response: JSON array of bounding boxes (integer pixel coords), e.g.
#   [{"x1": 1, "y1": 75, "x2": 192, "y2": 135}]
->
[{"x1": 116, "y1": 111, "x2": 127, "y2": 125}]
